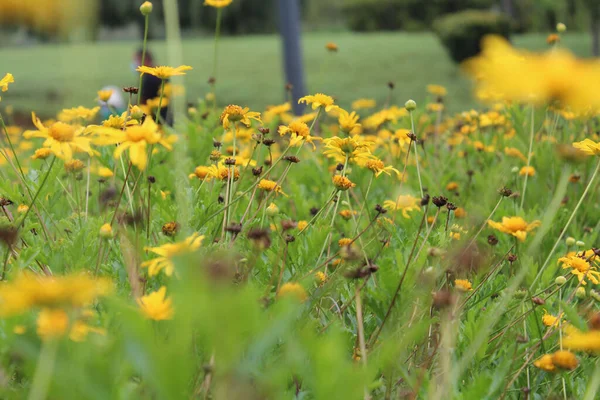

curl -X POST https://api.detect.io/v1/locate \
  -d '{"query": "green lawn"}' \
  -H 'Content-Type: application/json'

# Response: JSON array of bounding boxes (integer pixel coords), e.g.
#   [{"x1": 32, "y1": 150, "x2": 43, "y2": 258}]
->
[{"x1": 0, "y1": 32, "x2": 593, "y2": 118}]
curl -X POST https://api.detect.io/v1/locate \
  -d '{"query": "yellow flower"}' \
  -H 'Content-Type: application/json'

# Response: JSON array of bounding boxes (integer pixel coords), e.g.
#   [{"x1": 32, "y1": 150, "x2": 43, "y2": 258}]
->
[
  {"x1": 551, "y1": 350, "x2": 578, "y2": 370},
  {"x1": 142, "y1": 233, "x2": 205, "y2": 276},
  {"x1": 427, "y1": 84, "x2": 447, "y2": 97},
  {"x1": 97, "y1": 89, "x2": 113, "y2": 102},
  {"x1": 563, "y1": 329, "x2": 600, "y2": 353},
  {"x1": 69, "y1": 320, "x2": 106, "y2": 342},
  {"x1": 204, "y1": 0, "x2": 233, "y2": 7},
  {"x1": 136, "y1": 65, "x2": 193, "y2": 80},
  {"x1": 332, "y1": 175, "x2": 355, "y2": 191},
  {"x1": 361, "y1": 158, "x2": 399, "y2": 178},
  {"x1": 24, "y1": 113, "x2": 95, "y2": 161},
  {"x1": 64, "y1": 159, "x2": 85, "y2": 173},
  {"x1": 542, "y1": 310, "x2": 561, "y2": 327},
  {"x1": 17, "y1": 204, "x2": 29, "y2": 214},
  {"x1": 264, "y1": 102, "x2": 291, "y2": 122},
  {"x1": 573, "y1": 139, "x2": 600, "y2": 156},
  {"x1": 99, "y1": 223, "x2": 113, "y2": 239},
  {"x1": 446, "y1": 182, "x2": 459, "y2": 191},
  {"x1": 297, "y1": 220, "x2": 308, "y2": 231},
  {"x1": 351, "y1": 98, "x2": 376, "y2": 110},
  {"x1": 325, "y1": 42, "x2": 338, "y2": 52},
  {"x1": 191, "y1": 165, "x2": 211, "y2": 180},
  {"x1": 207, "y1": 163, "x2": 239, "y2": 182},
  {"x1": 277, "y1": 282, "x2": 308, "y2": 302},
  {"x1": 137, "y1": 286, "x2": 174, "y2": 321},
  {"x1": 519, "y1": 166, "x2": 536, "y2": 176},
  {"x1": 36, "y1": 308, "x2": 70, "y2": 340},
  {"x1": 454, "y1": 279, "x2": 472, "y2": 292},
  {"x1": 97, "y1": 167, "x2": 114, "y2": 178},
  {"x1": 0, "y1": 73, "x2": 14, "y2": 100},
  {"x1": 426, "y1": 103, "x2": 444, "y2": 112},
  {"x1": 258, "y1": 179, "x2": 285, "y2": 195},
  {"x1": 454, "y1": 207, "x2": 467, "y2": 218},
  {"x1": 298, "y1": 93, "x2": 338, "y2": 112},
  {"x1": 533, "y1": 354, "x2": 555, "y2": 372},
  {"x1": 92, "y1": 117, "x2": 172, "y2": 171},
  {"x1": 278, "y1": 120, "x2": 321, "y2": 148},
  {"x1": 323, "y1": 136, "x2": 375, "y2": 164},
  {"x1": 464, "y1": 35, "x2": 600, "y2": 111},
  {"x1": 315, "y1": 271, "x2": 327, "y2": 284},
  {"x1": 383, "y1": 195, "x2": 421, "y2": 219},
  {"x1": 504, "y1": 147, "x2": 527, "y2": 162},
  {"x1": 339, "y1": 210, "x2": 357, "y2": 220},
  {"x1": 487, "y1": 216, "x2": 541, "y2": 242},
  {"x1": 338, "y1": 109, "x2": 361, "y2": 134},
  {"x1": 559, "y1": 254, "x2": 600, "y2": 285},
  {"x1": 58, "y1": 106, "x2": 100, "y2": 123},
  {"x1": 0, "y1": 273, "x2": 112, "y2": 317},
  {"x1": 220, "y1": 104, "x2": 262, "y2": 129}
]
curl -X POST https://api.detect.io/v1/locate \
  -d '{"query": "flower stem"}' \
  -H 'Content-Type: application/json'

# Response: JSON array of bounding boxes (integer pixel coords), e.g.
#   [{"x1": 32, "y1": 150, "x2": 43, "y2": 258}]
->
[
  {"x1": 137, "y1": 14, "x2": 150, "y2": 104},
  {"x1": 520, "y1": 105, "x2": 535, "y2": 209},
  {"x1": 530, "y1": 157, "x2": 600, "y2": 289},
  {"x1": 409, "y1": 111, "x2": 424, "y2": 198},
  {"x1": 28, "y1": 339, "x2": 59, "y2": 400},
  {"x1": 19, "y1": 157, "x2": 57, "y2": 228}
]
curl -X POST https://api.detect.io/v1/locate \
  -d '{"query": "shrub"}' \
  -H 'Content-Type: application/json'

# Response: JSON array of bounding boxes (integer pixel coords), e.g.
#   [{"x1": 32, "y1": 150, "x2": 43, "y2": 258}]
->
[{"x1": 433, "y1": 9, "x2": 511, "y2": 63}]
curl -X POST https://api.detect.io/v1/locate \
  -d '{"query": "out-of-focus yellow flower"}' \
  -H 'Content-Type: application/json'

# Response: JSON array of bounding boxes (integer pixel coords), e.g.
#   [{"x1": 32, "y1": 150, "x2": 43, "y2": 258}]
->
[
  {"x1": 17, "y1": 204, "x2": 29, "y2": 214},
  {"x1": 323, "y1": 136, "x2": 375, "y2": 164},
  {"x1": 220, "y1": 104, "x2": 261, "y2": 129},
  {"x1": 204, "y1": 0, "x2": 233, "y2": 7},
  {"x1": 137, "y1": 286, "x2": 174, "y2": 320},
  {"x1": 446, "y1": 182, "x2": 459, "y2": 191},
  {"x1": 0, "y1": 73, "x2": 14, "y2": 100},
  {"x1": 0, "y1": 273, "x2": 111, "y2": 317},
  {"x1": 137, "y1": 65, "x2": 193, "y2": 80},
  {"x1": 277, "y1": 282, "x2": 308, "y2": 302},
  {"x1": 383, "y1": 195, "x2": 421, "y2": 219},
  {"x1": 351, "y1": 98, "x2": 376, "y2": 110},
  {"x1": 258, "y1": 179, "x2": 286, "y2": 195},
  {"x1": 487, "y1": 216, "x2": 541, "y2": 242},
  {"x1": 533, "y1": 354, "x2": 555, "y2": 372},
  {"x1": 573, "y1": 139, "x2": 600, "y2": 156},
  {"x1": 142, "y1": 233, "x2": 205, "y2": 277},
  {"x1": 299, "y1": 93, "x2": 338, "y2": 112},
  {"x1": 504, "y1": 147, "x2": 527, "y2": 162},
  {"x1": 519, "y1": 166, "x2": 536, "y2": 176},
  {"x1": 563, "y1": 329, "x2": 600, "y2": 353},
  {"x1": 97, "y1": 89, "x2": 113, "y2": 102},
  {"x1": 427, "y1": 84, "x2": 447, "y2": 97},
  {"x1": 279, "y1": 120, "x2": 321, "y2": 149},
  {"x1": 99, "y1": 223, "x2": 113, "y2": 239},
  {"x1": 36, "y1": 308, "x2": 69, "y2": 340},
  {"x1": 361, "y1": 158, "x2": 399, "y2": 178},
  {"x1": 551, "y1": 350, "x2": 578, "y2": 370},
  {"x1": 464, "y1": 35, "x2": 600, "y2": 111},
  {"x1": 325, "y1": 42, "x2": 338, "y2": 52},
  {"x1": 338, "y1": 109, "x2": 361, "y2": 134},
  {"x1": 58, "y1": 106, "x2": 100, "y2": 123}
]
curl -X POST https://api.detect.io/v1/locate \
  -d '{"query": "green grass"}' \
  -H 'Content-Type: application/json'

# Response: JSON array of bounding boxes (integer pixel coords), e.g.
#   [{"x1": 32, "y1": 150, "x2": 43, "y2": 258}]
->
[{"x1": 0, "y1": 32, "x2": 593, "y2": 118}]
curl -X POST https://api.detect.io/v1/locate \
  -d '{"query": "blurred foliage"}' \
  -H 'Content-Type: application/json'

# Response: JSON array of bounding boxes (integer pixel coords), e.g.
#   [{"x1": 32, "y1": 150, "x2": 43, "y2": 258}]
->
[{"x1": 433, "y1": 10, "x2": 511, "y2": 63}]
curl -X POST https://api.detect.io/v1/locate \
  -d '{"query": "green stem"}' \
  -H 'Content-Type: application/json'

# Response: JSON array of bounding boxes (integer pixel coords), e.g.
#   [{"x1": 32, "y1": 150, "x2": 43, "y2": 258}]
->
[
  {"x1": 211, "y1": 8, "x2": 222, "y2": 107},
  {"x1": 137, "y1": 14, "x2": 150, "y2": 104},
  {"x1": 0, "y1": 114, "x2": 27, "y2": 185},
  {"x1": 19, "y1": 157, "x2": 57, "y2": 228},
  {"x1": 409, "y1": 111, "x2": 424, "y2": 197},
  {"x1": 28, "y1": 339, "x2": 59, "y2": 400},
  {"x1": 520, "y1": 105, "x2": 535, "y2": 210}
]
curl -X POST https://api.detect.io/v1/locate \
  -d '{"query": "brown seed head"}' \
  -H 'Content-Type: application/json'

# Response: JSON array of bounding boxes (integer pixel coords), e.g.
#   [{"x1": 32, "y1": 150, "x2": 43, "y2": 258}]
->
[
  {"x1": 123, "y1": 86, "x2": 139, "y2": 94},
  {"x1": 432, "y1": 196, "x2": 447, "y2": 208}
]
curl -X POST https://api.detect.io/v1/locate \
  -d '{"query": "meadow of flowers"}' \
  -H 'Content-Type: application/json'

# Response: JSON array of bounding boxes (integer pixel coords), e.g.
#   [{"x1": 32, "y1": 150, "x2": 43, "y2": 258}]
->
[{"x1": 1, "y1": 2, "x2": 600, "y2": 399}]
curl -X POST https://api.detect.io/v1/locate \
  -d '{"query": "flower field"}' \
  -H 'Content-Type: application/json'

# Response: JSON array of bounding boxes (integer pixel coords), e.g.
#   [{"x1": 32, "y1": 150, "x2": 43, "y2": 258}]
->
[{"x1": 2, "y1": 3, "x2": 600, "y2": 399}]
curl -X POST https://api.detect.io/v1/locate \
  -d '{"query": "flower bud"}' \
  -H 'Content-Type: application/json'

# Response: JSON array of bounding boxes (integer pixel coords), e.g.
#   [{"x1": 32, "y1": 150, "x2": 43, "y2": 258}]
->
[
  {"x1": 555, "y1": 276, "x2": 567, "y2": 286},
  {"x1": 266, "y1": 203, "x2": 279, "y2": 216},
  {"x1": 556, "y1": 23, "x2": 566, "y2": 33},
  {"x1": 591, "y1": 290, "x2": 600, "y2": 302},
  {"x1": 404, "y1": 99, "x2": 417, "y2": 111},
  {"x1": 576, "y1": 240, "x2": 585, "y2": 248},
  {"x1": 99, "y1": 223, "x2": 113, "y2": 239},
  {"x1": 140, "y1": 1, "x2": 153, "y2": 16},
  {"x1": 511, "y1": 166, "x2": 519, "y2": 173},
  {"x1": 130, "y1": 105, "x2": 144, "y2": 121},
  {"x1": 576, "y1": 287, "x2": 586, "y2": 299},
  {"x1": 566, "y1": 237, "x2": 576, "y2": 246}
]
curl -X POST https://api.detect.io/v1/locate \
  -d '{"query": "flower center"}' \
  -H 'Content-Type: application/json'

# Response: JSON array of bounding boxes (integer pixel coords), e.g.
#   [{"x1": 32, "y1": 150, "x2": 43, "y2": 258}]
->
[{"x1": 48, "y1": 122, "x2": 76, "y2": 142}]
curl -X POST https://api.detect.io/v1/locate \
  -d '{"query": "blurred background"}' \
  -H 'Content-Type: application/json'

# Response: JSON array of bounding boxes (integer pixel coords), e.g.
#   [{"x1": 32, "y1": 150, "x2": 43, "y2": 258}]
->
[{"x1": 0, "y1": 0, "x2": 599, "y2": 120}]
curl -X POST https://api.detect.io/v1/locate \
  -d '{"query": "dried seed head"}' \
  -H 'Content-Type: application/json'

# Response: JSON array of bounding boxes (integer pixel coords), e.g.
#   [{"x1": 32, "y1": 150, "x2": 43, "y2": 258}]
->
[
  {"x1": 123, "y1": 86, "x2": 139, "y2": 94},
  {"x1": 247, "y1": 228, "x2": 271, "y2": 249},
  {"x1": 263, "y1": 139, "x2": 275, "y2": 147},
  {"x1": 281, "y1": 220, "x2": 297, "y2": 231},
  {"x1": 375, "y1": 204, "x2": 387, "y2": 215},
  {"x1": 420, "y1": 194, "x2": 430, "y2": 206},
  {"x1": 432, "y1": 290, "x2": 455, "y2": 309},
  {"x1": 310, "y1": 207, "x2": 319, "y2": 216},
  {"x1": 487, "y1": 234, "x2": 499, "y2": 246},
  {"x1": 446, "y1": 202, "x2": 457, "y2": 211},
  {"x1": 283, "y1": 156, "x2": 300, "y2": 163},
  {"x1": 147, "y1": 176, "x2": 156, "y2": 184},
  {"x1": 387, "y1": 81, "x2": 395, "y2": 90},
  {"x1": 344, "y1": 262, "x2": 379, "y2": 279},
  {"x1": 406, "y1": 131, "x2": 417, "y2": 141},
  {"x1": 507, "y1": 253, "x2": 518, "y2": 263},
  {"x1": 225, "y1": 223, "x2": 242, "y2": 234},
  {"x1": 0, "y1": 198, "x2": 13, "y2": 207},
  {"x1": 498, "y1": 187, "x2": 513, "y2": 197},
  {"x1": 213, "y1": 140, "x2": 222, "y2": 148},
  {"x1": 284, "y1": 234, "x2": 295, "y2": 243},
  {"x1": 336, "y1": 163, "x2": 344, "y2": 171},
  {"x1": 252, "y1": 166, "x2": 263, "y2": 177},
  {"x1": 161, "y1": 221, "x2": 179, "y2": 237},
  {"x1": 258, "y1": 127, "x2": 270, "y2": 135},
  {"x1": 218, "y1": 195, "x2": 224, "y2": 204},
  {"x1": 432, "y1": 196, "x2": 447, "y2": 208},
  {"x1": 208, "y1": 77, "x2": 216, "y2": 85},
  {"x1": 224, "y1": 158, "x2": 236, "y2": 166},
  {"x1": 531, "y1": 297, "x2": 545, "y2": 305}
]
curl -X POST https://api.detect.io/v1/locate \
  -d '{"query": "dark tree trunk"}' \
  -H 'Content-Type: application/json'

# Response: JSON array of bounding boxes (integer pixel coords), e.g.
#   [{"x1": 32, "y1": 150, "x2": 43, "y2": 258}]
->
[
  {"x1": 501, "y1": 0, "x2": 514, "y2": 18},
  {"x1": 592, "y1": 18, "x2": 600, "y2": 57}
]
